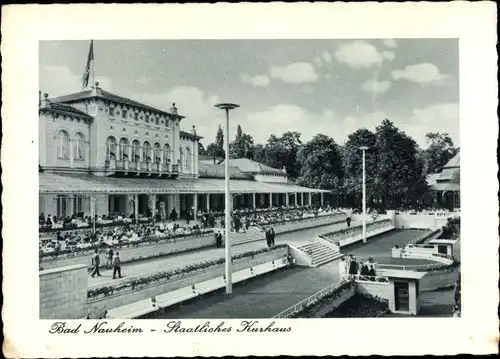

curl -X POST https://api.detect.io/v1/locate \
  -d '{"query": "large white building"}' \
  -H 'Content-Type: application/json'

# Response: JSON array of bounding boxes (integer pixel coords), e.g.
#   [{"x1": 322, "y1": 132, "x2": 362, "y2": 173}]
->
[{"x1": 39, "y1": 84, "x2": 329, "y2": 221}]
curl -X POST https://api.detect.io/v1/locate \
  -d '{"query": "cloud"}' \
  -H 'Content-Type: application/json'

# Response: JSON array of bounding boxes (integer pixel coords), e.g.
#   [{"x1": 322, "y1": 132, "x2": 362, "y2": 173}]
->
[
  {"x1": 240, "y1": 73, "x2": 271, "y2": 87},
  {"x1": 391, "y1": 63, "x2": 451, "y2": 85},
  {"x1": 313, "y1": 56, "x2": 323, "y2": 67},
  {"x1": 136, "y1": 76, "x2": 151, "y2": 86},
  {"x1": 40, "y1": 65, "x2": 113, "y2": 97},
  {"x1": 382, "y1": 39, "x2": 397, "y2": 48},
  {"x1": 270, "y1": 62, "x2": 319, "y2": 84},
  {"x1": 407, "y1": 103, "x2": 459, "y2": 147},
  {"x1": 334, "y1": 41, "x2": 395, "y2": 69},
  {"x1": 244, "y1": 104, "x2": 336, "y2": 144},
  {"x1": 361, "y1": 79, "x2": 392, "y2": 94},
  {"x1": 322, "y1": 51, "x2": 332, "y2": 63}
]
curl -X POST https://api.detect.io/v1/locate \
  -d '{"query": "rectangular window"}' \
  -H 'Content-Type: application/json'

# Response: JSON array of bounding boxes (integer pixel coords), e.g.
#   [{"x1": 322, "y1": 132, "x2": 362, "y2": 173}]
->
[
  {"x1": 109, "y1": 107, "x2": 114, "y2": 116},
  {"x1": 57, "y1": 195, "x2": 67, "y2": 218},
  {"x1": 122, "y1": 110, "x2": 127, "y2": 119},
  {"x1": 73, "y1": 196, "x2": 84, "y2": 214},
  {"x1": 134, "y1": 112, "x2": 139, "y2": 121}
]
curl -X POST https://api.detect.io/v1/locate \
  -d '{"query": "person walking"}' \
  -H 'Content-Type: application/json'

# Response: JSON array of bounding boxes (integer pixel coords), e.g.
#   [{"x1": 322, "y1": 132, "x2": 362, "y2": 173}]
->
[
  {"x1": 106, "y1": 248, "x2": 114, "y2": 270},
  {"x1": 339, "y1": 257, "x2": 347, "y2": 280},
  {"x1": 346, "y1": 208, "x2": 352, "y2": 227},
  {"x1": 270, "y1": 227, "x2": 276, "y2": 246},
  {"x1": 265, "y1": 228, "x2": 271, "y2": 248},
  {"x1": 368, "y1": 265, "x2": 376, "y2": 280},
  {"x1": 113, "y1": 252, "x2": 122, "y2": 279},
  {"x1": 90, "y1": 249, "x2": 101, "y2": 278}
]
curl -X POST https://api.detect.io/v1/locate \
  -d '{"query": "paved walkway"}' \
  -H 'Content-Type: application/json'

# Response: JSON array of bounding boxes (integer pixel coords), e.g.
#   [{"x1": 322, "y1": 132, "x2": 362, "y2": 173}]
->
[
  {"x1": 151, "y1": 229, "x2": 424, "y2": 319},
  {"x1": 88, "y1": 219, "x2": 359, "y2": 287}
]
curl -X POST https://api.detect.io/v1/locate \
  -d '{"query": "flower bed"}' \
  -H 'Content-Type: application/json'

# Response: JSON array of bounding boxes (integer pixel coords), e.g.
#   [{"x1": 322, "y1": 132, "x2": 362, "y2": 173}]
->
[
  {"x1": 414, "y1": 260, "x2": 460, "y2": 273},
  {"x1": 40, "y1": 229, "x2": 213, "y2": 260},
  {"x1": 288, "y1": 281, "x2": 355, "y2": 318},
  {"x1": 87, "y1": 244, "x2": 289, "y2": 300},
  {"x1": 324, "y1": 292, "x2": 390, "y2": 318},
  {"x1": 320, "y1": 219, "x2": 392, "y2": 242}
]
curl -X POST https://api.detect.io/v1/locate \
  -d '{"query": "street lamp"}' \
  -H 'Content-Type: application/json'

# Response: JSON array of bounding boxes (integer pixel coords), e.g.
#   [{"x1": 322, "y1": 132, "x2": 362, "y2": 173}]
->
[
  {"x1": 359, "y1": 146, "x2": 369, "y2": 244},
  {"x1": 215, "y1": 103, "x2": 239, "y2": 294}
]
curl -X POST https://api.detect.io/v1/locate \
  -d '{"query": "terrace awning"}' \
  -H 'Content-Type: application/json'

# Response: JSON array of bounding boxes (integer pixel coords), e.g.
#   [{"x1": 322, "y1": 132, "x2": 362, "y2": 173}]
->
[
  {"x1": 39, "y1": 172, "x2": 330, "y2": 195},
  {"x1": 429, "y1": 182, "x2": 460, "y2": 192}
]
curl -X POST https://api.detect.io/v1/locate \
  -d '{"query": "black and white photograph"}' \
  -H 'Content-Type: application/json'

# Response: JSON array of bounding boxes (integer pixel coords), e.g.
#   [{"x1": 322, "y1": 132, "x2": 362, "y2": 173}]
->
[
  {"x1": 38, "y1": 38, "x2": 462, "y2": 321},
  {"x1": 2, "y1": 3, "x2": 498, "y2": 358}
]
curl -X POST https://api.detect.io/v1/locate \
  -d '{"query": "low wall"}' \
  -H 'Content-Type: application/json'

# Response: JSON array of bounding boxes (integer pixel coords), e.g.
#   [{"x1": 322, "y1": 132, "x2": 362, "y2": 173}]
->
[
  {"x1": 87, "y1": 247, "x2": 288, "y2": 310},
  {"x1": 41, "y1": 233, "x2": 215, "y2": 270},
  {"x1": 420, "y1": 267, "x2": 459, "y2": 291},
  {"x1": 338, "y1": 224, "x2": 395, "y2": 247},
  {"x1": 288, "y1": 245, "x2": 313, "y2": 267},
  {"x1": 40, "y1": 264, "x2": 88, "y2": 319},
  {"x1": 355, "y1": 280, "x2": 391, "y2": 300},
  {"x1": 273, "y1": 213, "x2": 347, "y2": 235},
  {"x1": 394, "y1": 213, "x2": 456, "y2": 230}
]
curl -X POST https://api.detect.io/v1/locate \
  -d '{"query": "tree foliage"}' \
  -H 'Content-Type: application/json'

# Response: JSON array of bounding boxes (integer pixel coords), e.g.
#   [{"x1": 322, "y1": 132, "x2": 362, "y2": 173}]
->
[
  {"x1": 205, "y1": 125, "x2": 225, "y2": 158},
  {"x1": 296, "y1": 134, "x2": 343, "y2": 193},
  {"x1": 419, "y1": 132, "x2": 458, "y2": 176},
  {"x1": 198, "y1": 142, "x2": 206, "y2": 156},
  {"x1": 262, "y1": 131, "x2": 303, "y2": 180},
  {"x1": 229, "y1": 125, "x2": 255, "y2": 159}
]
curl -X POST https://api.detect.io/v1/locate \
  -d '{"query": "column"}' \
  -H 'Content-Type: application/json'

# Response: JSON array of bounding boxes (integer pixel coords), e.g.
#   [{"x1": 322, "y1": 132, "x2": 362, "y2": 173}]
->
[
  {"x1": 134, "y1": 194, "x2": 139, "y2": 223},
  {"x1": 269, "y1": 193, "x2": 273, "y2": 208},
  {"x1": 308, "y1": 193, "x2": 312, "y2": 206},
  {"x1": 252, "y1": 193, "x2": 256, "y2": 209},
  {"x1": 149, "y1": 194, "x2": 157, "y2": 218},
  {"x1": 285, "y1": 193, "x2": 289, "y2": 207},
  {"x1": 321, "y1": 192, "x2": 324, "y2": 206},
  {"x1": 295, "y1": 192, "x2": 298, "y2": 206},
  {"x1": 301, "y1": 192, "x2": 304, "y2": 206},
  {"x1": 193, "y1": 194, "x2": 198, "y2": 219},
  {"x1": 206, "y1": 194, "x2": 210, "y2": 212}
]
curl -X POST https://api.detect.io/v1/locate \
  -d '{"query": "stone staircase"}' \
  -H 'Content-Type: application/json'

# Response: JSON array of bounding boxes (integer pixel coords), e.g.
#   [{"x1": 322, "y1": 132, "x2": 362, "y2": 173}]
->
[{"x1": 297, "y1": 241, "x2": 344, "y2": 267}]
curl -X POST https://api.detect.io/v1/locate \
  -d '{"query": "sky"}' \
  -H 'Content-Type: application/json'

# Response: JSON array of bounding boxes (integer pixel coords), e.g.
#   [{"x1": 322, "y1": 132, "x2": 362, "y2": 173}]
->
[{"x1": 39, "y1": 39, "x2": 459, "y2": 149}]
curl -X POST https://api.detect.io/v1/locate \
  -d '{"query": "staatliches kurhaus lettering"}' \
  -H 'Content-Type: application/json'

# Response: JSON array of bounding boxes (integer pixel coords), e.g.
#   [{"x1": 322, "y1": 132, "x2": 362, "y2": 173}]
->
[{"x1": 163, "y1": 320, "x2": 291, "y2": 333}]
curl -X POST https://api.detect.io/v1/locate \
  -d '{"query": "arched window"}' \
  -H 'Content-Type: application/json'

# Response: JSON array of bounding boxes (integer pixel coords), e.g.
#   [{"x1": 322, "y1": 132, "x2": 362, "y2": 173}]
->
[
  {"x1": 163, "y1": 144, "x2": 171, "y2": 164},
  {"x1": 119, "y1": 138, "x2": 129, "y2": 161},
  {"x1": 143, "y1": 141, "x2": 151, "y2": 162},
  {"x1": 56, "y1": 130, "x2": 70, "y2": 159},
  {"x1": 106, "y1": 136, "x2": 117, "y2": 160},
  {"x1": 73, "y1": 133, "x2": 85, "y2": 160},
  {"x1": 185, "y1": 147, "x2": 191, "y2": 171},
  {"x1": 153, "y1": 143, "x2": 161, "y2": 163},
  {"x1": 132, "y1": 140, "x2": 141, "y2": 162}
]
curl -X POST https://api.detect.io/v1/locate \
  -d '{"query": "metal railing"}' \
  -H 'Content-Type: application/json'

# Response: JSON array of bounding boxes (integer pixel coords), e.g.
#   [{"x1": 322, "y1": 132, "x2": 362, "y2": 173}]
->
[
  {"x1": 352, "y1": 274, "x2": 389, "y2": 283},
  {"x1": 272, "y1": 278, "x2": 349, "y2": 318}
]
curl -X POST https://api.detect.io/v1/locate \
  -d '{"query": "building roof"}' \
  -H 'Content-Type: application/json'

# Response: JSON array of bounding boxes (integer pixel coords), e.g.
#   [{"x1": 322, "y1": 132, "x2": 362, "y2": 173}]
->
[
  {"x1": 443, "y1": 149, "x2": 460, "y2": 169},
  {"x1": 220, "y1": 158, "x2": 286, "y2": 176},
  {"x1": 429, "y1": 182, "x2": 460, "y2": 192},
  {"x1": 50, "y1": 87, "x2": 185, "y2": 120},
  {"x1": 381, "y1": 270, "x2": 427, "y2": 280},
  {"x1": 39, "y1": 172, "x2": 330, "y2": 195},
  {"x1": 40, "y1": 101, "x2": 93, "y2": 120},
  {"x1": 198, "y1": 163, "x2": 252, "y2": 180},
  {"x1": 179, "y1": 130, "x2": 203, "y2": 141}
]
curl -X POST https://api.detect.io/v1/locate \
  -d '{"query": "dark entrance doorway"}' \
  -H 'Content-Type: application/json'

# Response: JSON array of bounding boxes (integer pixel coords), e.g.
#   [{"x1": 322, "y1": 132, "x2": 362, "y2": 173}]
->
[{"x1": 394, "y1": 281, "x2": 410, "y2": 312}]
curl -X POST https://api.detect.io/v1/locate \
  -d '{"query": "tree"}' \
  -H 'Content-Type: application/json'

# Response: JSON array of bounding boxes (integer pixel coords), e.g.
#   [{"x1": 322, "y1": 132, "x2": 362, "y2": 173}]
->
[
  {"x1": 252, "y1": 143, "x2": 265, "y2": 163},
  {"x1": 205, "y1": 125, "x2": 225, "y2": 158},
  {"x1": 262, "y1": 131, "x2": 303, "y2": 180},
  {"x1": 373, "y1": 119, "x2": 428, "y2": 208},
  {"x1": 229, "y1": 124, "x2": 255, "y2": 159},
  {"x1": 419, "y1": 132, "x2": 458, "y2": 176},
  {"x1": 296, "y1": 134, "x2": 343, "y2": 194},
  {"x1": 341, "y1": 128, "x2": 379, "y2": 206},
  {"x1": 198, "y1": 142, "x2": 206, "y2": 156}
]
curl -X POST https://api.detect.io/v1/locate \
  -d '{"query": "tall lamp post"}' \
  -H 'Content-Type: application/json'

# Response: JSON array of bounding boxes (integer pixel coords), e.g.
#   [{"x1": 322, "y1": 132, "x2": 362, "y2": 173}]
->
[
  {"x1": 359, "y1": 146, "x2": 369, "y2": 244},
  {"x1": 215, "y1": 103, "x2": 239, "y2": 294}
]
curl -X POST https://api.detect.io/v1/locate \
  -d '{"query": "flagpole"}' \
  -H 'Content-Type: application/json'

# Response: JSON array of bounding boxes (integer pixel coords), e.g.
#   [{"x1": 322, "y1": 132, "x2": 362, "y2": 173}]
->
[{"x1": 91, "y1": 40, "x2": 95, "y2": 88}]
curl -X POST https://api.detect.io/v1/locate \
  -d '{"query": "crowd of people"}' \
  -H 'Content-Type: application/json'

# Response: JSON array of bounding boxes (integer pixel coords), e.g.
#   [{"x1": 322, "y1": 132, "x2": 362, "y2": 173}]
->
[
  {"x1": 39, "y1": 220, "x2": 208, "y2": 257},
  {"x1": 339, "y1": 255, "x2": 377, "y2": 280}
]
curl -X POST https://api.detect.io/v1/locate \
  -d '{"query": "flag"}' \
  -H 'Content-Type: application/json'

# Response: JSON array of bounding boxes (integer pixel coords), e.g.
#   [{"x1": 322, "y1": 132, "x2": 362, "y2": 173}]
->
[{"x1": 82, "y1": 40, "x2": 94, "y2": 89}]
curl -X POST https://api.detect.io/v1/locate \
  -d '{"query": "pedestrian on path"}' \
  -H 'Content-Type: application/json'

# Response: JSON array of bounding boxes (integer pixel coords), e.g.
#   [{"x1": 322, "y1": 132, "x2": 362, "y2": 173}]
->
[
  {"x1": 90, "y1": 249, "x2": 101, "y2": 278},
  {"x1": 113, "y1": 252, "x2": 122, "y2": 279},
  {"x1": 339, "y1": 257, "x2": 347, "y2": 280},
  {"x1": 270, "y1": 227, "x2": 276, "y2": 246}
]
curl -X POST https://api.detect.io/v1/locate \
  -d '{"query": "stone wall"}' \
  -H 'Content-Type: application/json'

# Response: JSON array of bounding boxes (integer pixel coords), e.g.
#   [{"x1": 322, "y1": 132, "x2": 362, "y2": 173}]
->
[
  {"x1": 39, "y1": 264, "x2": 88, "y2": 319},
  {"x1": 355, "y1": 281, "x2": 391, "y2": 300},
  {"x1": 41, "y1": 233, "x2": 215, "y2": 270},
  {"x1": 420, "y1": 267, "x2": 459, "y2": 291}
]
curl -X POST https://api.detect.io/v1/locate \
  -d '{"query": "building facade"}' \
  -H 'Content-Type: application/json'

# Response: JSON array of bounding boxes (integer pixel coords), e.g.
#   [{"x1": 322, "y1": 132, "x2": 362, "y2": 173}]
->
[{"x1": 39, "y1": 85, "x2": 329, "y2": 221}]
